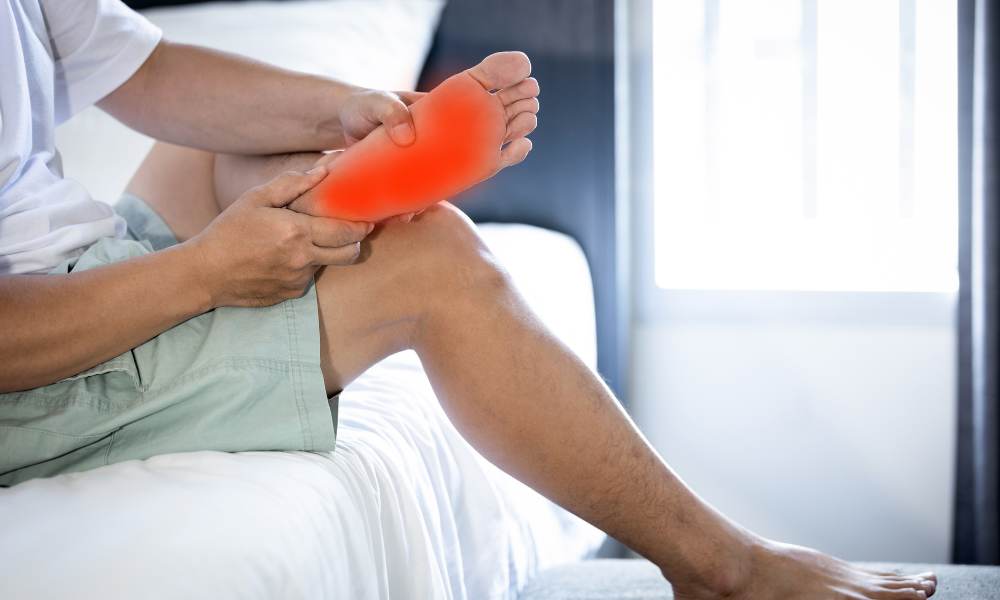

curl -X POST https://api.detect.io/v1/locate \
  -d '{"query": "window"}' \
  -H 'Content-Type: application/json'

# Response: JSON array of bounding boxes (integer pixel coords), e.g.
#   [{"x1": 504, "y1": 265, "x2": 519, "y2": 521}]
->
[{"x1": 652, "y1": 0, "x2": 957, "y2": 292}]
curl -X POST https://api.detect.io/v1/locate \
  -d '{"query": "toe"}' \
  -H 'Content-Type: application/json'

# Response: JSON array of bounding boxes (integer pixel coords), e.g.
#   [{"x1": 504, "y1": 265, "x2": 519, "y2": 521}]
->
[
  {"x1": 499, "y1": 137, "x2": 532, "y2": 169},
  {"x1": 468, "y1": 51, "x2": 532, "y2": 91},
  {"x1": 921, "y1": 578, "x2": 936, "y2": 596},
  {"x1": 505, "y1": 97, "x2": 540, "y2": 122},
  {"x1": 880, "y1": 579, "x2": 929, "y2": 590},
  {"x1": 871, "y1": 581, "x2": 930, "y2": 600},
  {"x1": 497, "y1": 78, "x2": 540, "y2": 106},
  {"x1": 902, "y1": 572, "x2": 936, "y2": 596},
  {"x1": 505, "y1": 112, "x2": 537, "y2": 143}
]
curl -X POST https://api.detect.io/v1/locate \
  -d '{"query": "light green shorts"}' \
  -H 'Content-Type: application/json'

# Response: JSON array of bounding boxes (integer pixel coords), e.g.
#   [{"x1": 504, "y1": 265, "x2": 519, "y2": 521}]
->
[{"x1": 0, "y1": 195, "x2": 337, "y2": 487}]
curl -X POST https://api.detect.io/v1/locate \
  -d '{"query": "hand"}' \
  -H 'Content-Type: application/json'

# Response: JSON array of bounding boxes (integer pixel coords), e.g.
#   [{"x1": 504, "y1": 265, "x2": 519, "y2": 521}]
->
[
  {"x1": 186, "y1": 167, "x2": 373, "y2": 308},
  {"x1": 338, "y1": 88, "x2": 426, "y2": 148}
]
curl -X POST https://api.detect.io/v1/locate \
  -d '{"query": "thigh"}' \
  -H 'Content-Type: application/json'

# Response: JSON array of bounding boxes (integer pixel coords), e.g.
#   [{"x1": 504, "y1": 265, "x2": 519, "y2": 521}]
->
[
  {"x1": 214, "y1": 151, "x2": 325, "y2": 211},
  {"x1": 125, "y1": 142, "x2": 219, "y2": 242},
  {"x1": 126, "y1": 142, "x2": 324, "y2": 241}
]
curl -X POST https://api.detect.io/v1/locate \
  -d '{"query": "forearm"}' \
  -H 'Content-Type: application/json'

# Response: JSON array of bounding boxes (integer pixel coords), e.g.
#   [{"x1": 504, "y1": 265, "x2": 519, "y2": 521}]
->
[
  {"x1": 0, "y1": 244, "x2": 211, "y2": 393},
  {"x1": 97, "y1": 41, "x2": 356, "y2": 154}
]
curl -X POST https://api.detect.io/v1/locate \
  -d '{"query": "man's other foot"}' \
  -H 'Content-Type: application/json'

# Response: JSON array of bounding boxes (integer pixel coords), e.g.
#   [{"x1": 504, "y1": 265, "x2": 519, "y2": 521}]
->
[{"x1": 672, "y1": 538, "x2": 937, "y2": 600}]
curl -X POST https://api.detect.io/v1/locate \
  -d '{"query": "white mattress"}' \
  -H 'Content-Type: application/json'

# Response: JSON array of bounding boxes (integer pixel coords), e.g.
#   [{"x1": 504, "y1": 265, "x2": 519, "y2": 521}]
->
[{"x1": 0, "y1": 224, "x2": 606, "y2": 600}]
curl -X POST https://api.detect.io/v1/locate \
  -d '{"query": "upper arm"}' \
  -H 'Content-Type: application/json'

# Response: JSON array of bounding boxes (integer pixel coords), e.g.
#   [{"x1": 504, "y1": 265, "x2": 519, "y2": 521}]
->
[
  {"x1": 94, "y1": 38, "x2": 165, "y2": 125},
  {"x1": 44, "y1": 0, "x2": 163, "y2": 125}
]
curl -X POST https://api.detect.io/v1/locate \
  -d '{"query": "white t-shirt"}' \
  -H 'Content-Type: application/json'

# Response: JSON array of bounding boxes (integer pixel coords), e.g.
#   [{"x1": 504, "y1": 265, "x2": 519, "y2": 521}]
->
[{"x1": 0, "y1": 0, "x2": 161, "y2": 275}]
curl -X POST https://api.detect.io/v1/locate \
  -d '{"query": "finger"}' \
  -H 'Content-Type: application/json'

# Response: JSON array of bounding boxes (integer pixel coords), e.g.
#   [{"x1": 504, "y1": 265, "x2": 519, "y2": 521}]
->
[
  {"x1": 504, "y1": 112, "x2": 537, "y2": 144},
  {"x1": 505, "y1": 97, "x2": 539, "y2": 123},
  {"x1": 496, "y1": 78, "x2": 539, "y2": 106},
  {"x1": 312, "y1": 242, "x2": 362, "y2": 266},
  {"x1": 379, "y1": 94, "x2": 417, "y2": 146},
  {"x1": 499, "y1": 137, "x2": 532, "y2": 169},
  {"x1": 307, "y1": 216, "x2": 373, "y2": 248},
  {"x1": 395, "y1": 91, "x2": 427, "y2": 106},
  {"x1": 250, "y1": 167, "x2": 328, "y2": 208}
]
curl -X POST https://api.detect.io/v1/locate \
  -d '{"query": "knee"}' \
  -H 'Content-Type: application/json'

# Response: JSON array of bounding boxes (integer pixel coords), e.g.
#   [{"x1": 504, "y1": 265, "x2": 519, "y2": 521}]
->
[
  {"x1": 411, "y1": 202, "x2": 481, "y2": 255},
  {"x1": 376, "y1": 202, "x2": 510, "y2": 298}
]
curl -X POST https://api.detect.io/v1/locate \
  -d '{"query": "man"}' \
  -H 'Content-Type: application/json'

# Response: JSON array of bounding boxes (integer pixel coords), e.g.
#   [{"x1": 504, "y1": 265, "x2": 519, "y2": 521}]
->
[{"x1": 0, "y1": 1, "x2": 937, "y2": 598}]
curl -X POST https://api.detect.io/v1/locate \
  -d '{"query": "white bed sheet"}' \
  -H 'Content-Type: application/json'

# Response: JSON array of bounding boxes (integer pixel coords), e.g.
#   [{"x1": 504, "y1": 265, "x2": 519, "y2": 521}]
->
[{"x1": 0, "y1": 224, "x2": 606, "y2": 600}]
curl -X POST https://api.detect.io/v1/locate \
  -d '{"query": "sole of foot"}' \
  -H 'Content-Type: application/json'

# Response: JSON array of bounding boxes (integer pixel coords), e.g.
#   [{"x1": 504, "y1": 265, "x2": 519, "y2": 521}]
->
[{"x1": 294, "y1": 51, "x2": 540, "y2": 222}]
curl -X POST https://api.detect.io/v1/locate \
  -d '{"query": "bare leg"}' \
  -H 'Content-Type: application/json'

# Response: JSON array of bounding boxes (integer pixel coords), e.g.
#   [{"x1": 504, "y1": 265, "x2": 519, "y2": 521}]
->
[
  {"x1": 213, "y1": 151, "x2": 324, "y2": 212},
  {"x1": 126, "y1": 139, "x2": 325, "y2": 236},
  {"x1": 124, "y1": 142, "x2": 219, "y2": 242},
  {"x1": 127, "y1": 55, "x2": 938, "y2": 600},
  {"x1": 311, "y1": 205, "x2": 936, "y2": 600}
]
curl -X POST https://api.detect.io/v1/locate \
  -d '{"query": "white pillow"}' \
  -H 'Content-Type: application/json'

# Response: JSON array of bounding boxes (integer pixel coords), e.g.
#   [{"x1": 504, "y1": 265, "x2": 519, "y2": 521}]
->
[{"x1": 55, "y1": 0, "x2": 446, "y2": 204}]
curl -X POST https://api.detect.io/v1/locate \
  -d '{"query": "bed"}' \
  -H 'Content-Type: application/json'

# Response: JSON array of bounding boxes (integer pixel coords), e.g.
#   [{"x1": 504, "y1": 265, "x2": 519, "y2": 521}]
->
[{"x1": 0, "y1": 222, "x2": 607, "y2": 599}]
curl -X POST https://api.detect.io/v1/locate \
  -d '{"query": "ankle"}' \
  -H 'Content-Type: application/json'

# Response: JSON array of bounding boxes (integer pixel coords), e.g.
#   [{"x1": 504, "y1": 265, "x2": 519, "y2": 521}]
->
[{"x1": 658, "y1": 529, "x2": 764, "y2": 600}]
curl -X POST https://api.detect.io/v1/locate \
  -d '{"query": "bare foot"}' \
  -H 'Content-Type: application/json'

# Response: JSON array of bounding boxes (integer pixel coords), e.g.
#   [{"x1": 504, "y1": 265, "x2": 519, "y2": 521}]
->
[
  {"x1": 671, "y1": 537, "x2": 937, "y2": 600},
  {"x1": 293, "y1": 52, "x2": 539, "y2": 221}
]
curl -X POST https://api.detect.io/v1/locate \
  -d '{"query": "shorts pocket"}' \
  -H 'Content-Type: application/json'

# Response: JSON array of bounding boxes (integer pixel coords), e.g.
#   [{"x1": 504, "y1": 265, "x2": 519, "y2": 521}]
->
[
  {"x1": 0, "y1": 352, "x2": 142, "y2": 477},
  {"x1": 61, "y1": 350, "x2": 143, "y2": 391},
  {"x1": 0, "y1": 426, "x2": 116, "y2": 475}
]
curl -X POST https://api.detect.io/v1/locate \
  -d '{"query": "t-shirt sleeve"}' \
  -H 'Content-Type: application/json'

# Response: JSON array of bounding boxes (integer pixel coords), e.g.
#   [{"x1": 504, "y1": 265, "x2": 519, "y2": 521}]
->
[{"x1": 44, "y1": 0, "x2": 163, "y2": 125}]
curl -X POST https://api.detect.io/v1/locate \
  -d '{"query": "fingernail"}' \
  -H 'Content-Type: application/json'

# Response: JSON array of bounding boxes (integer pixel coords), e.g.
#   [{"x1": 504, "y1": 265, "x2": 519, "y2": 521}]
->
[
  {"x1": 367, "y1": 223, "x2": 374, "y2": 234},
  {"x1": 307, "y1": 166, "x2": 326, "y2": 175},
  {"x1": 393, "y1": 123, "x2": 415, "y2": 144}
]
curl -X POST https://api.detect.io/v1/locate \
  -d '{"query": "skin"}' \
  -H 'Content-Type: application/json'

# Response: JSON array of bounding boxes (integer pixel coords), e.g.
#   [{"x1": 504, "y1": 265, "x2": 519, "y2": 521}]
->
[
  {"x1": 296, "y1": 64, "x2": 521, "y2": 221},
  {"x1": 1, "y1": 39, "x2": 937, "y2": 600}
]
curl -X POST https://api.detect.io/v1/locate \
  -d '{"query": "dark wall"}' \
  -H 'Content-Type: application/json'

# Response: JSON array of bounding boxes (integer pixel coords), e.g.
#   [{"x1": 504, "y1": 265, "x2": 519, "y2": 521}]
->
[{"x1": 418, "y1": 0, "x2": 621, "y2": 395}]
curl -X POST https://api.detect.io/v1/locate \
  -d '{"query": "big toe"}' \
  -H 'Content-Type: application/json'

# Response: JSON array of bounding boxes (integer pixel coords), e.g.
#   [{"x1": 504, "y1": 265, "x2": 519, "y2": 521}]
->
[{"x1": 468, "y1": 51, "x2": 532, "y2": 91}]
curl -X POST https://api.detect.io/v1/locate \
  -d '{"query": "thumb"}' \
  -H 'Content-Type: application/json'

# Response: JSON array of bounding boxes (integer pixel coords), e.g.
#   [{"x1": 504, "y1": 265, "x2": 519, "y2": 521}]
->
[
  {"x1": 381, "y1": 95, "x2": 417, "y2": 146},
  {"x1": 250, "y1": 167, "x2": 328, "y2": 208}
]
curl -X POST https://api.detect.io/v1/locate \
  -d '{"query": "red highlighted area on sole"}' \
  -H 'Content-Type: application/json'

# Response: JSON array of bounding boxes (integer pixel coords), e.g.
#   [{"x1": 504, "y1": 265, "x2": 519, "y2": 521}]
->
[{"x1": 301, "y1": 73, "x2": 508, "y2": 222}]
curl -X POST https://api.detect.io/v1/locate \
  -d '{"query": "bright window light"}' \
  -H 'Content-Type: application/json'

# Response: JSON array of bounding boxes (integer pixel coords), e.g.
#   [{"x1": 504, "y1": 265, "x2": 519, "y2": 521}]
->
[{"x1": 653, "y1": 0, "x2": 958, "y2": 292}]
